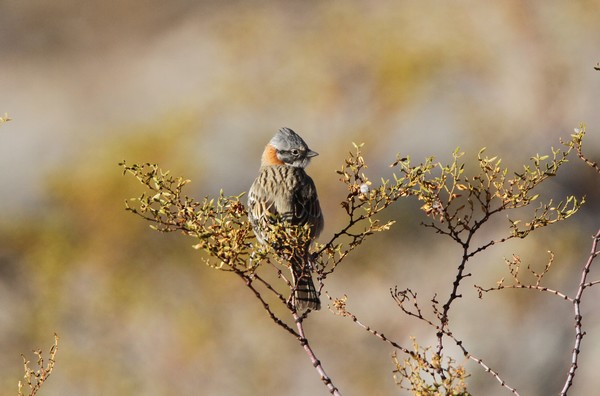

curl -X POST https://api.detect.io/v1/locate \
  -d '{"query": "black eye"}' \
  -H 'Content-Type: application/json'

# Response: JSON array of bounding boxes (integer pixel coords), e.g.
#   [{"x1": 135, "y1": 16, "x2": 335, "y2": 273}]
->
[{"x1": 291, "y1": 149, "x2": 300, "y2": 156}]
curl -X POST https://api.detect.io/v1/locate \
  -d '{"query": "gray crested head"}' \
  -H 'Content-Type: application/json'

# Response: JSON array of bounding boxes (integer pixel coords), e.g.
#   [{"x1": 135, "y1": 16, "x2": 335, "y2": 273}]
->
[{"x1": 270, "y1": 127, "x2": 318, "y2": 168}]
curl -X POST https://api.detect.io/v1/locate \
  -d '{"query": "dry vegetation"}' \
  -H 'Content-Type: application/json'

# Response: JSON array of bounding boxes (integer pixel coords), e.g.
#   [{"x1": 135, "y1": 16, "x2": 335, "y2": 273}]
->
[
  {"x1": 119, "y1": 129, "x2": 597, "y2": 395},
  {"x1": 2, "y1": 2, "x2": 600, "y2": 395}
]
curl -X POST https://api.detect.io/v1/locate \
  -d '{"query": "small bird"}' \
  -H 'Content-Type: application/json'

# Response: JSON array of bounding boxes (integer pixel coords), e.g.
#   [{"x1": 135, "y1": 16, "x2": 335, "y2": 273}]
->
[{"x1": 248, "y1": 127, "x2": 324, "y2": 313}]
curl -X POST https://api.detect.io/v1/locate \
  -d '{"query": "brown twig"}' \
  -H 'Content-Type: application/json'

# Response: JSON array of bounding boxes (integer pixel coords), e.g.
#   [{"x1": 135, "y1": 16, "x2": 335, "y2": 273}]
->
[
  {"x1": 294, "y1": 314, "x2": 341, "y2": 395},
  {"x1": 560, "y1": 228, "x2": 600, "y2": 395},
  {"x1": 391, "y1": 288, "x2": 520, "y2": 394},
  {"x1": 241, "y1": 274, "x2": 299, "y2": 338},
  {"x1": 475, "y1": 283, "x2": 573, "y2": 302},
  {"x1": 18, "y1": 334, "x2": 60, "y2": 396},
  {"x1": 467, "y1": 354, "x2": 520, "y2": 395},
  {"x1": 329, "y1": 293, "x2": 441, "y2": 376},
  {"x1": 473, "y1": 229, "x2": 600, "y2": 395},
  {"x1": 574, "y1": 133, "x2": 600, "y2": 174}
]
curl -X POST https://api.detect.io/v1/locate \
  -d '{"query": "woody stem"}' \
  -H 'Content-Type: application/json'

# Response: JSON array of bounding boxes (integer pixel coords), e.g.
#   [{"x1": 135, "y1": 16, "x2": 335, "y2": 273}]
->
[{"x1": 293, "y1": 313, "x2": 342, "y2": 395}]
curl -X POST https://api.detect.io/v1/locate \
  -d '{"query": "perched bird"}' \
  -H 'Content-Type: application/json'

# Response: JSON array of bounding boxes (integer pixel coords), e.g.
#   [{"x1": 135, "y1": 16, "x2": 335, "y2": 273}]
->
[{"x1": 248, "y1": 127, "x2": 324, "y2": 313}]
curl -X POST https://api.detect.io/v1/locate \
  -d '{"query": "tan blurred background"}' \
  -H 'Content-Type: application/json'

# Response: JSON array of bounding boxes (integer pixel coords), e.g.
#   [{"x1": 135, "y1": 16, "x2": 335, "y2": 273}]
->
[{"x1": 1, "y1": 1, "x2": 600, "y2": 395}]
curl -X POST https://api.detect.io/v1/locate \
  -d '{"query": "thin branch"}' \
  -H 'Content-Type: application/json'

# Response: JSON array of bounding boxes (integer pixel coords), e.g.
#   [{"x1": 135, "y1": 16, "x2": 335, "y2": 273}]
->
[
  {"x1": 445, "y1": 334, "x2": 520, "y2": 395},
  {"x1": 560, "y1": 228, "x2": 600, "y2": 396},
  {"x1": 434, "y1": 206, "x2": 510, "y2": 357},
  {"x1": 316, "y1": 214, "x2": 365, "y2": 256},
  {"x1": 465, "y1": 235, "x2": 513, "y2": 259},
  {"x1": 335, "y1": 292, "x2": 520, "y2": 394},
  {"x1": 18, "y1": 334, "x2": 60, "y2": 396},
  {"x1": 241, "y1": 274, "x2": 299, "y2": 338},
  {"x1": 392, "y1": 288, "x2": 442, "y2": 331},
  {"x1": 570, "y1": 127, "x2": 600, "y2": 174},
  {"x1": 576, "y1": 143, "x2": 600, "y2": 173},
  {"x1": 467, "y1": 354, "x2": 520, "y2": 395},
  {"x1": 329, "y1": 294, "x2": 437, "y2": 374},
  {"x1": 391, "y1": 287, "x2": 520, "y2": 395},
  {"x1": 582, "y1": 279, "x2": 600, "y2": 288},
  {"x1": 436, "y1": 249, "x2": 471, "y2": 357},
  {"x1": 294, "y1": 314, "x2": 341, "y2": 396},
  {"x1": 347, "y1": 309, "x2": 415, "y2": 356},
  {"x1": 475, "y1": 284, "x2": 573, "y2": 302},
  {"x1": 252, "y1": 272, "x2": 289, "y2": 305}
]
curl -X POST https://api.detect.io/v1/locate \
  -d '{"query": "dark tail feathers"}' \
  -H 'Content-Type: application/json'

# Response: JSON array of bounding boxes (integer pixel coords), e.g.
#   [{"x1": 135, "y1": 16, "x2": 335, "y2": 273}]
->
[{"x1": 290, "y1": 255, "x2": 321, "y2": 313}]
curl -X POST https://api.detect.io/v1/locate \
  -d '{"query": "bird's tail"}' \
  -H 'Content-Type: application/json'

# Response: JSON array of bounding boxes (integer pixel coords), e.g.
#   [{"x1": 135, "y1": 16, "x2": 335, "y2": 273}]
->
[{"x1": 290, "y1": 254, "x2": 321, "y2": 313}]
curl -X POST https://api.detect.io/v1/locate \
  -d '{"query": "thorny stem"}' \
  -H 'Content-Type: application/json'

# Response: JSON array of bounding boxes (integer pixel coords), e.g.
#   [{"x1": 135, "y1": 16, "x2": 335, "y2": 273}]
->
[
  {"x1": 294, "y1": 314, "x2": 342, "y2": 396},
  {"x1": 560, "y1": 228, "x2": 600, "y2": 396}
]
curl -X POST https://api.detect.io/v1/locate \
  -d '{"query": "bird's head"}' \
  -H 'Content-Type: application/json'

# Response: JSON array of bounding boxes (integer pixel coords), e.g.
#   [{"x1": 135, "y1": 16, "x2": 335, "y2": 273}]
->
[{"x1": 262, "y1": 127, "x2": 318, "y2": 168}]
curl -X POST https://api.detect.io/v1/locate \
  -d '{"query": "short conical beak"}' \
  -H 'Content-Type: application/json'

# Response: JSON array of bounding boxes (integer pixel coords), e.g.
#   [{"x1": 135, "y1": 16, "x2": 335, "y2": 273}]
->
[{"x1": 307, "y1": 150, "x2": 319, "y2": 158}]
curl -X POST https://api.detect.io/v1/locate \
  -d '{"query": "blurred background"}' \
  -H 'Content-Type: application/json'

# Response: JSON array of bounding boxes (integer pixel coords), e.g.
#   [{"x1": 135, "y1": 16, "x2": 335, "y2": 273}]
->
[{"x1": 1, "y1": 1, "x2": 600, "y2": 395}]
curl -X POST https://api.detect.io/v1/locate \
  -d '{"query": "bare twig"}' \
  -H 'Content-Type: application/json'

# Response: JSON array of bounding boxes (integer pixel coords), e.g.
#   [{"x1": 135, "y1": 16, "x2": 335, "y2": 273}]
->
[
  {"x1": 475, "y1": 283, "x2": 573, "y2": 302},
  {"x1": 467, "y1": 354, "x2": 520, "y2": 395},
  {"x1": 241, "y1": 274, "x2": 299, "y2": 338},
  {"x1": 436, "y1": 249, "x2": 471, "y2": 357},
  {"x1": 576, "y1": 147, "x2": 600, "y2": 173},
  {"x1": 329, "y1": 294, "x2": 443, "y2": 375},
  {"x1": 391, "y1": 288, "x2": 520, "y2": 394},
  {"x1": 294, "y1": 314, "x2": 341, "y2": 395},
  {"x1": 582, "y1": 279, "x2": 600, "y2": 288},
  {"x1": 560, "y1": 229, "x2": 600, "y2": 396},
  {"x1": 474, "y1": 228, "x2": 600, "y2": 395},
  {"x1": 253, "y1": 269, "x2": 290, "y2": 305},
  {"x1": 18, "y1": 334, "x2": 59, "y2": 396},
  {"x1": 474, "y1": 252, "x2": 572, "y2": 301}
]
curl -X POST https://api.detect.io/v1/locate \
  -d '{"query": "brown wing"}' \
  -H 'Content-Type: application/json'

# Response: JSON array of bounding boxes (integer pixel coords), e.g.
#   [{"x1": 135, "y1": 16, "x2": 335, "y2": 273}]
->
[
  {"x1": 292, "y1": 174, "x2": 324, "y2": 239},
  {"x1": 248, "y1": 166, "x2": 323, "y2": 244},
  {"x1": 248, "y1": 173, "x2": 277, "y2": 245}
]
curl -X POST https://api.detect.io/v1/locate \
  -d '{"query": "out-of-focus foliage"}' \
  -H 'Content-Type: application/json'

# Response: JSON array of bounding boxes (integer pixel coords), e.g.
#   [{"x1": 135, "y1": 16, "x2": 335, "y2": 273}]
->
[
  {"x1": 0, "y1": 113, "x2": 11, "y2": 125},
  {"x1": 1, "y1": 1, "x2": 600, "y2": 395}
]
